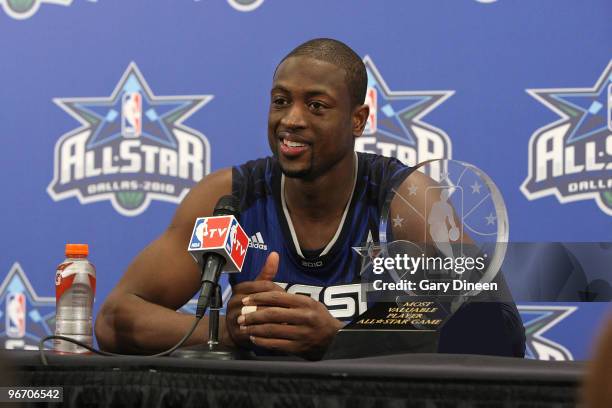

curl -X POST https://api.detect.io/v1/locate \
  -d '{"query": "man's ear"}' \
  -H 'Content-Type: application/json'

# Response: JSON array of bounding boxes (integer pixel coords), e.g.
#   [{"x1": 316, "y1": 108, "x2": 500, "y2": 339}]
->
[{"x1": 352, "y1": 104, "x2": 370, "y2": 137}]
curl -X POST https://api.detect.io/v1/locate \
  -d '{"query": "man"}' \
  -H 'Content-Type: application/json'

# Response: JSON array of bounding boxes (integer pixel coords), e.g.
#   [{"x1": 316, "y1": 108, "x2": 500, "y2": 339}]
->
[
  {"x1": 95, "y1": 38, "x2": 525, "y2": 359},
  {"x1": 583, "y1": 313, "x2": 612, "y2": 407}
]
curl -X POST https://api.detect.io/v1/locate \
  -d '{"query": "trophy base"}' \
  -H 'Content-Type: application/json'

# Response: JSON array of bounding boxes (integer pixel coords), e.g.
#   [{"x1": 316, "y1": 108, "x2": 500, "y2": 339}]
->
[
  {"x1": 324, "y1": 329, "x2": 439, "y2": 360},
  {"x1": 172, "y1": 344, "x2": 244, "y2": 360},
  {"x1": 323, "y1": 302, "x2": 443, "y2": 359}
]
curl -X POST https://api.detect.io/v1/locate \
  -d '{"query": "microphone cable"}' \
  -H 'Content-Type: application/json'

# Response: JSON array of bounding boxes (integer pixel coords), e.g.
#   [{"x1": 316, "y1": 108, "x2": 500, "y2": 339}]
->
[{"x1": 38, "y1": 282, "x2": 214, "y2": 366}]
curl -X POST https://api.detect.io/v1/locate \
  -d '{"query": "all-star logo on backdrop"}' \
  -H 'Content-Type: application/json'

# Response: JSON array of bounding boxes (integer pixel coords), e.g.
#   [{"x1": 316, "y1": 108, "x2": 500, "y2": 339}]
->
[
  {"x1": 0, "y1": 0, "x2": 264, "y2": 20},
  {"x1": 519, "y1": 305, "x2": 576, "y2": 361},
  {"x1": 356, "y1": 56, "x2": 453, "y2": 179},
  {"x1": 0, "y1": 263, "x2": 55, "y2": 350},
  {"x1": 522, "y1": 61, "x2": 612, "y2": 216},
  {"x1": 0, "y1": 0, "x2": 72, "y2": 20},
  {"x1": 226, "y1": 0, "x2": 264, "y2": 12},
  {"x1": 48, "y1": 62, "x2": 212, "y2": 216}
]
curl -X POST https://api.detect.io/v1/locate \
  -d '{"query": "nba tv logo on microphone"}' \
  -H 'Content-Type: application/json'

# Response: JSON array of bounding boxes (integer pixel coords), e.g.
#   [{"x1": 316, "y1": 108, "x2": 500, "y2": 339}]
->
[{"x1": 189, "y1": 216, "x2": 248, "y2": 272}]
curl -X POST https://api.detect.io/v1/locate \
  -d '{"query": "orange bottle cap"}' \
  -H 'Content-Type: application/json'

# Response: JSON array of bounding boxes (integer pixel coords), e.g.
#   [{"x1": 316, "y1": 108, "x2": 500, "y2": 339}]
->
[{"x1": 65, "y1": 244, "x2": 89, "y2": 257}]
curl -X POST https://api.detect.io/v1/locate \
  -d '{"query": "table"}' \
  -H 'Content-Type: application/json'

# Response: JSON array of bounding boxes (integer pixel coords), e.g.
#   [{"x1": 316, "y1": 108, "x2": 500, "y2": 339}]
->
[{"x1": 1, "y1": 350, "x2": 583, "y2": 407}]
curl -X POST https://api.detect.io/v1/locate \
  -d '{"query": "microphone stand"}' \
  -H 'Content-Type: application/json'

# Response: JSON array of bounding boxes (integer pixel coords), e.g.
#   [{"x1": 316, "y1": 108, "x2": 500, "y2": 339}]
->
[
  {"x1": 172, "y1": 284, "x2": 243, "y2": 360},
  {"x1": 206, "y1": 285, "x2": 222, "y2": 350}
]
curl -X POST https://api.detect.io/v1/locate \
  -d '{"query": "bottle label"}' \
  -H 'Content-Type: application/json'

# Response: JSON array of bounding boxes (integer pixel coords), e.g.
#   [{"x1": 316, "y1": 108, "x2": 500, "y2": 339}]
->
[
  {"x1": 55, "y1": 262, "x2": 72, "y2": 286},
  {"x1": 55, "y1": 262, "x2": 96, "y2": 300},
  {"x1": 55, "y1": 274, "x2": 76, "y2": 301},
  {"x1": 88, "y1": 275, "x2": 96, "y2": 296}
]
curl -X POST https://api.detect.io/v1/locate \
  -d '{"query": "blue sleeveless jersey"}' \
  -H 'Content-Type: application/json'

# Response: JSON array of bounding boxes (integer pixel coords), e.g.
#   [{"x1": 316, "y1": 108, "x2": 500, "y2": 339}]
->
[
  {"x1": 231, "y1": 152, "x2": 407, "y2": 287},
  {"x1": 230, "y1": 152, "x2": 525, "y2": 357}
]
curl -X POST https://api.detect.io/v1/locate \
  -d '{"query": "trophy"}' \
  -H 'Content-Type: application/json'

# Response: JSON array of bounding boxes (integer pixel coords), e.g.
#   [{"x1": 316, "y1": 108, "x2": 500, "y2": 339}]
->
[{"x1": 326, "y1": 159, "x2": 510, "y2": 358}]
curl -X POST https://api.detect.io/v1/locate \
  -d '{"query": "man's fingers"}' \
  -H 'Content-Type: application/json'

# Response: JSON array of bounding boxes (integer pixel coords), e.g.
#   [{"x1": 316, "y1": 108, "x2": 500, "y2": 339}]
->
[
  {"x1": 243, "y1": 290, "x2": 312, "y2": 309},
  {"x1": 227, "y1": 294, "x2": 246, "y2": 310},
  {"x1": 232, "y1": 280, "x2": 284, "y2": 295},
  {"x1": 241, "y1": 305, "x2": 258, "y2": 315},
  {"x1": 255, "y1": 251, "x2": 279, "y2": 281},
  {"x1": 230, "y1": 252, "x2": 281, "y2": 296},
  {"x1": 238, "y1": 306, "x2": 306, "y2": 326},
  {"x1": 249, "y1": 337, "x2": 298, "y2": 354},
  {"x1": 243, "y1": 323, "x2": 304, "y2": 340}
]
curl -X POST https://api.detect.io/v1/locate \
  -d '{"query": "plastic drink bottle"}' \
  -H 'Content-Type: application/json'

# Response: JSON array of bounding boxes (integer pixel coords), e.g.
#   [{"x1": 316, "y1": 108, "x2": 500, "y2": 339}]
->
[{"x1": 54, "y1": 244, "x2": 96, "y2": 353}]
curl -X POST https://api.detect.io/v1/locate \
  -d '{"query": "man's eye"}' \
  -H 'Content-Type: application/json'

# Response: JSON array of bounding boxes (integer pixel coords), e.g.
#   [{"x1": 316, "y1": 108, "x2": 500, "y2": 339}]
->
[
  {"x1": 272, "y1": 97, "x2": 288, "y2": 106},
  {"x1": 308, "y1": 102, "x2": 325, "y2": 111}
]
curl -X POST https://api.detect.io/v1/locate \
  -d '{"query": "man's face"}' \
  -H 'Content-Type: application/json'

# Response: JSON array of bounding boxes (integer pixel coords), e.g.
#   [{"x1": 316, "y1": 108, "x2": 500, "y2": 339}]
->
[{"x1": 268, "y1": 56, "x2": 359, "y2": 180}]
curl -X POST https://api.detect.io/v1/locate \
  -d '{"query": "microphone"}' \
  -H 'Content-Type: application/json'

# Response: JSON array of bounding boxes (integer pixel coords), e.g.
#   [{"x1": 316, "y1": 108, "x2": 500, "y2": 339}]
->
[{"x1": 188, "y1": 195, "x2": 248, "y2": 317}]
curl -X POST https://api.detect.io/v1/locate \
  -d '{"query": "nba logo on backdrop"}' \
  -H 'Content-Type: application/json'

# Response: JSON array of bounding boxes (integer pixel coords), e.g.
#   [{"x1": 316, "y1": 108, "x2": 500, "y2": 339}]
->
[
  {"x1": 364, "y1": 87, "x2": 377, "y2": 134},
  {"x1": 6, "y1": 293, "x2": 25, "y2": 338},
  {"x1": 0, "y1": 263, "x2": 55, "y2": 350},
  {"x1": 356, "y1": 56, "x2": 453, "y2": 179},
  {"x1": 121, "y1": 92, "x2": 142, "y2": 138},
  {"x1": 522, "y1": 61, "x2": 612, "y2": 216},
  {"x1": 48, "y1": 63, "x2": 213, "y2": 216}
]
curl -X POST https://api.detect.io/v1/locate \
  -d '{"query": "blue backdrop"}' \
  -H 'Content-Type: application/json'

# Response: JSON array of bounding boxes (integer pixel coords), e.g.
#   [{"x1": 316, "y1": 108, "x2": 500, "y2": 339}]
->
[{"x1": 0, "y1": 0, "x2": 610, "y2": 360}]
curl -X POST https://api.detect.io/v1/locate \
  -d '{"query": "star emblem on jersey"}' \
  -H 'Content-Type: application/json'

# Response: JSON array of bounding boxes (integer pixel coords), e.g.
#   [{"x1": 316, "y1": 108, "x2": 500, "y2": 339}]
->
[
  {"x1": 519, "y1": 305, "x2": 576, "y2": 361},
  {"x1": 522, "y1": 61, "x2": 612, "y2": 216},
  {"x1": 0, "y1": 263, "x2": 55, "y2": 350},
  {"x1": 47, "y1": 62, "x2": 213, "y2": 216},
  {"x1": 353, "y1": 231, "x2": 383, "y2": 279},
  {"x1": 356, "y1": 56, "x2": 453, "y2": 179}
]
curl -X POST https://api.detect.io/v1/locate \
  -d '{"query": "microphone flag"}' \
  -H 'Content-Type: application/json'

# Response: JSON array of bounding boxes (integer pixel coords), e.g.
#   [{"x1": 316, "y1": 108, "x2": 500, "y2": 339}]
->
[{"x1": 188, "y1": 216, "x2": 249, "y2": 272}]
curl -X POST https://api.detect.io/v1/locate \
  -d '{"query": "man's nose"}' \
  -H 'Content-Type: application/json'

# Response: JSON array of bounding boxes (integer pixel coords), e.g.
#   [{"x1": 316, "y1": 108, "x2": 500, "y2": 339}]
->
[{"x1": 279, "y1": 104, "x2": 307, "y2": 129}]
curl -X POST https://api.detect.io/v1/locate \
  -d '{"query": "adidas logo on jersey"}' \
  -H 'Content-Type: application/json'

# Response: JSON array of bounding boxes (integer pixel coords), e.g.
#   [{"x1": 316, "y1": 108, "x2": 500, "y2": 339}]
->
[{"x1": 248, "y1": 232, "x2": 268, "y2": 250}]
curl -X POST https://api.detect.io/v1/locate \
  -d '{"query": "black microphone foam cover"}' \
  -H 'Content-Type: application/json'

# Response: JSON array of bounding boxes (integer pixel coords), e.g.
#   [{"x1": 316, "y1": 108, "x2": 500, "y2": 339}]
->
[{"x1": 213, "y1": 195, "x2": 240, "y2": 217}]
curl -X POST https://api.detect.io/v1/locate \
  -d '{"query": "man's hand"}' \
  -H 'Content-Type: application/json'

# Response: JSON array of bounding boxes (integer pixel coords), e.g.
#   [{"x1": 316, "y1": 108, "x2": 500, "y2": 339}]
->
[
  {"x1": 240, "y1": 290, "x2": 343, "y2": 360},
  {"x1": 233, "y1": 254, "x2": 343, "y2": 360},
  {"x1": 225, "y1": 252, "x2": 283, "y2": 348},
  {"x1": 226, "y1": 251, "x2": 343, "y2": 360}
]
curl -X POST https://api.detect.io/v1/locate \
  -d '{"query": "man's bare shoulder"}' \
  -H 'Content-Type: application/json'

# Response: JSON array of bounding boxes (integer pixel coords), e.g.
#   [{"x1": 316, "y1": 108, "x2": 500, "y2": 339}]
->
[
  {"x1": 170, "y1": 168, "x2": 233, "y2": 229},
  {"x1": 100, "y1": 167, "x2": 233, "y2": 311}
]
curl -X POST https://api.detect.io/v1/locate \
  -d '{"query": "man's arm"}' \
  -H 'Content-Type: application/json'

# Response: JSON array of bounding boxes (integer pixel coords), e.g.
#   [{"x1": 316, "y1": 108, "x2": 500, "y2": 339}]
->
[{"x1": 94, "y1": 168, "x2": 233, "y2": 353}]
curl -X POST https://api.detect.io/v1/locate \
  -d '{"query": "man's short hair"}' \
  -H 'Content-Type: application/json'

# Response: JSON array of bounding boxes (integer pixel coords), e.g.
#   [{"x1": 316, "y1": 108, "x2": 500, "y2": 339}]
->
[{"x1": 279, "y1": 38, "x2": 367, "y2": 108}]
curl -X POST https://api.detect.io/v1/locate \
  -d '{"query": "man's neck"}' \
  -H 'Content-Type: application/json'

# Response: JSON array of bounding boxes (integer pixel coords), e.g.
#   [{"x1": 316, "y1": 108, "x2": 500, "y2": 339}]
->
[{"x1": 284, "y1": 153, "x2": 356, "y2": 222}]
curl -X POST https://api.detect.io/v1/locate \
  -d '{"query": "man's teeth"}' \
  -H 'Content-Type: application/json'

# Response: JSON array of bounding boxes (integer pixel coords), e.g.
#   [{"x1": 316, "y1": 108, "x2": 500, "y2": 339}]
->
[{"x1": 282, "y1": 139, "x2": 306, "y2": 147}]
